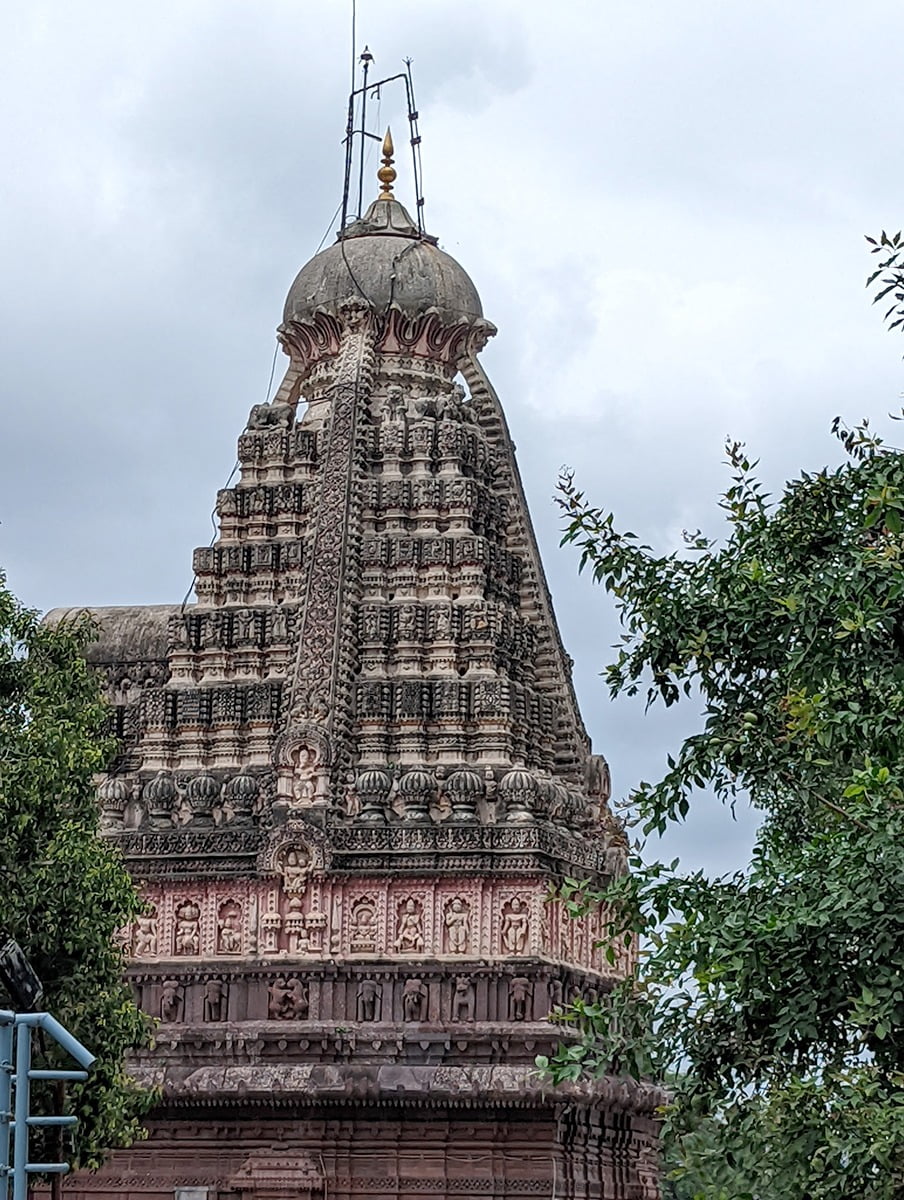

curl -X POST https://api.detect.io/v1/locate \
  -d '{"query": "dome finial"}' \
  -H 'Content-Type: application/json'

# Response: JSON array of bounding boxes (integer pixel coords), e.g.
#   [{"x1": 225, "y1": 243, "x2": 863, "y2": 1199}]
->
[{"x1": 377, "y1": 128, "x2": 396, "y2": 201}]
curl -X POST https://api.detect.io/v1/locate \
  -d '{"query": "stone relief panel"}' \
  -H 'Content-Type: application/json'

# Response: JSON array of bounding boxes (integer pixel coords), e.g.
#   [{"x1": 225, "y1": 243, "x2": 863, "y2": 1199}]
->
[{"x1": 128, "y1": 876, "x2": 628, "y2": 978}]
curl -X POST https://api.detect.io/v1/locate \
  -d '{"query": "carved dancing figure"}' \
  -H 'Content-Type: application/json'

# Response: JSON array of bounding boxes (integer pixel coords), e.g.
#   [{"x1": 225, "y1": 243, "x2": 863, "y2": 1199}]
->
[
  {"x1": 501, "y1": 897, "x2": 530, "y2": 956},
  {"x1": 444, "y1": 898, "x2": 471, "y2": 955},
  {"x1": 134, "y1": 913, "x2": 157, "y2": 956},
  {"x1": 394, "y1": 898, "x2": 424, "y2": 953}
]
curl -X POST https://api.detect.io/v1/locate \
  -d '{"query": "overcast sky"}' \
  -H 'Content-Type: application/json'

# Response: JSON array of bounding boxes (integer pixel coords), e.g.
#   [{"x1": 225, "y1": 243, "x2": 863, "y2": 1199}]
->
[{"x1": 3, "y1": 0, "x2": 903, "y2": 875}]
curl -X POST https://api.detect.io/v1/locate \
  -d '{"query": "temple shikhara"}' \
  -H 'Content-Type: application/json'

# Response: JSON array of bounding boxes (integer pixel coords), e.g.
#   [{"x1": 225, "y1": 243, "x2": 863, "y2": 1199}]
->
[{"x1": 55, "y1": 121, "x2": 662, "y2": 1197}]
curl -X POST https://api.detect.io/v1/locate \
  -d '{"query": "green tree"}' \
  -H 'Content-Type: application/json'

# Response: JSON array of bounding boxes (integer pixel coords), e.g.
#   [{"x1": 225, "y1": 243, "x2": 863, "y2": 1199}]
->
[
  {"x1": 542, "y1": 422, "x2": 904, "y2": 1195},
  {"x1": 867, "y1": 230, "x2": 904, "y2": 343},
  {"x1": 0, "y1": 576, "x2": 151, "y2": 1167}
]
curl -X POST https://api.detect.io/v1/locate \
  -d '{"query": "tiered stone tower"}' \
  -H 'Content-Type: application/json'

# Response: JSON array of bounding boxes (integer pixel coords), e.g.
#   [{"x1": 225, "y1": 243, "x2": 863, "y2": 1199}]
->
[{"x1": 57, "y1": 139, "x2": 661, "y2": 1198}]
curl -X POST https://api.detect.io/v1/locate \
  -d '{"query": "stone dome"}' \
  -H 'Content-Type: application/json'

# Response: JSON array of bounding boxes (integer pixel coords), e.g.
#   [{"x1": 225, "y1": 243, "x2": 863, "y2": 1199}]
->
[{"x1": 283, "y1": 198, "x2": 484, "y2": 327}]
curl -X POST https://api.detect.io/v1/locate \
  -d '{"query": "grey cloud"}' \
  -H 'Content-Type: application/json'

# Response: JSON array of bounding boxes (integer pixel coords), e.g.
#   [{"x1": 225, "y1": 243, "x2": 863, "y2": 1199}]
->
[{"x1": 3, "y1": 0, "x2": 902, "y2": 877}]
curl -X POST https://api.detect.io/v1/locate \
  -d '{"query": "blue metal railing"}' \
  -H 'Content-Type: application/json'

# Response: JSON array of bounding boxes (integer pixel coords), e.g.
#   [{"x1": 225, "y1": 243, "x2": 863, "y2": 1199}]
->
[{"x1": 0, "y1": 1010, "x2": 94, "y2": 1200}]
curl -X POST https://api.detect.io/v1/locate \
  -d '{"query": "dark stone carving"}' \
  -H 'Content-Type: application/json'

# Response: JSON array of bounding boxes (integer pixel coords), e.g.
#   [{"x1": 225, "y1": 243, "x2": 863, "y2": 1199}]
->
[
  {"x1": 202, "y1": 978, "x2": 228, "y2": 1022},
  {"x1": 451, "y1": 975, "x2": 474, "y2": 1022},
  {"x1": 402, "y1": 977, "x2": 427, "y2": 1022},
  {"x1": 268, "y1": 975, "x2": 309, "y2": 1020},
  {"x1": 509, "y1": 976, "x2": 532, "y2": 1022},
  {"x1": 356, "y1": 978, "x2": 381, "y2": 1022},
  {"x1": 160, "y1": 979, "x2": 182, "y2": 1023}
]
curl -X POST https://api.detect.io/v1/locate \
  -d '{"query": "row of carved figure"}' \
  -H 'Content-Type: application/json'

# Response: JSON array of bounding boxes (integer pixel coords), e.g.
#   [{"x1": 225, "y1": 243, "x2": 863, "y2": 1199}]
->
[
  {"x1": 153, "y1": 971, "x2": 574, "y2": 1025},
  {"x1": 131, "y1": 894, "x2": 536, "y2": 960}
]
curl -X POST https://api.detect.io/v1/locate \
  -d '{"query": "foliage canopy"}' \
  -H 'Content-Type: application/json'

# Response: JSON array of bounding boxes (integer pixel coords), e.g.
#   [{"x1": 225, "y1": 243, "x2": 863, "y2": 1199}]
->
[
  {"x1": 543, "y1": 424, "x2": 904, "y2": 1197},
  {"x1": 0, "y1": 577, "x2": 151, "y2": 1167}
]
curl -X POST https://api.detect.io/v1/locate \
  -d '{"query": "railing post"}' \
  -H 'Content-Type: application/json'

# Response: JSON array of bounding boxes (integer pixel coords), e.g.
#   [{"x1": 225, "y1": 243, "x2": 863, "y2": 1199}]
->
[
  {"x1": 12, "y1": 1022, "x2": 31, "y2": 1200},
  {"x1": 0, "y1": 1012, "x2": 14, "y2": 1200}
]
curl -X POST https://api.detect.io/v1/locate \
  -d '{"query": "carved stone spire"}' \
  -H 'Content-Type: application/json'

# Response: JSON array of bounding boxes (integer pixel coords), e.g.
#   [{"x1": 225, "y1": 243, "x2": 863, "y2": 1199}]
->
[{"x1": 59, "y1": 150, "x2": 658, "y2": 1200}]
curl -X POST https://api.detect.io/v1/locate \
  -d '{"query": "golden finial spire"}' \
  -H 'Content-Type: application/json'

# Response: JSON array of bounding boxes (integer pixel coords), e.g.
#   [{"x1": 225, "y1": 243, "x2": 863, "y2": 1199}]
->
[{"x1": 377, "y1": 128, "x2": 396, "y2": 201}]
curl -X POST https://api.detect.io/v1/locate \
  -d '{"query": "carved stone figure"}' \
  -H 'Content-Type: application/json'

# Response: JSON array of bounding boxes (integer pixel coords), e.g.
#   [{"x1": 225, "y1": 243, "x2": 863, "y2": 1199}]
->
[
  {"x1": 290, "y1": 746, "x2": 317, "y2": 807},
  {"x1": 134, "y1": 912, "x2": 157, "y2": 957},
  {"x1": 548, "y1": 977, "x2": 564, "y2": 1012},
  {"x1": 247, "y1": 400, "x2": 293, "y2": 429},
  {"x1": 217, "y1": 904, "x2": 242, "y2": 954},
  {"x1": 280, "y1": 845, "x2": 311, "y2": 895},
  {"x1": 500, "y1": 897, "x2": 530, "y2": 956},
  {"x1": 285, "y1": 976, "x2": 309, "y2": 1019},
  {"x1": 394, "y1": 898, "x2": 424, "y2": 953},
  {"x1": 203, "y1": 978, "x2": 228, "y2": 1022},
  {"x1": 350, "y1": 899, "x2": 379, "y2": 953},
  {"x1": 443, "y1": 897, "x2": 471, "y2": 955},
  {"x1": 451, "y1": 975, "x2": 474, "y2": 1022},
  {"x1": 402, "y1": 977, "x2": 427, "y2": 1022},
  {"x1": 160, "y1": 979, "x2": 182, "y2": 1023},
  {"x1": 268, "y1": 977, "x2": 291, "y2": 1019},
  {"x1": 174, "y1": 900, "x2": 201, "y2": 956},
  {"x1": 509, "y1": 976, "x2": 532, "y2": 1022},
  {"x1": 356, "y1": 978, "x2": 381, "y2": 1022}
]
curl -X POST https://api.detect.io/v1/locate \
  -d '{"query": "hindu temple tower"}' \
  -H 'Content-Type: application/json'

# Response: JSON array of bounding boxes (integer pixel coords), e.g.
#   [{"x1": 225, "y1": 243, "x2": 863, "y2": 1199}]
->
[{"x1": 59, "y1": 130, "x2": 662, "y2": 1198}]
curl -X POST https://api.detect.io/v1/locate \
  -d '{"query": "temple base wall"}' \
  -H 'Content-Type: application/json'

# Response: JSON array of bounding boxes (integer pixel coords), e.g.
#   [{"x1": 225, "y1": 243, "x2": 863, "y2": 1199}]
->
[{"x1": 56, "y1": 1103, "x2": 660, "y2": 1200}]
